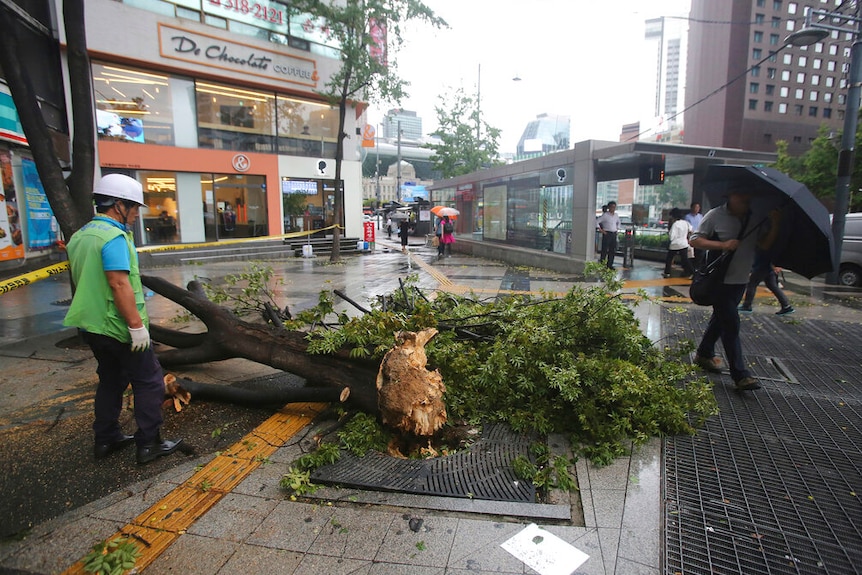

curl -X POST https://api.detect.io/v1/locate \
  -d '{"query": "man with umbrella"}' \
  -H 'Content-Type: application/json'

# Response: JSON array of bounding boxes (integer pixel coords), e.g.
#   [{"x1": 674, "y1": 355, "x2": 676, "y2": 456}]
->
[{"x1": 692, "y1": 165, "x2": 834, "y2": 391}]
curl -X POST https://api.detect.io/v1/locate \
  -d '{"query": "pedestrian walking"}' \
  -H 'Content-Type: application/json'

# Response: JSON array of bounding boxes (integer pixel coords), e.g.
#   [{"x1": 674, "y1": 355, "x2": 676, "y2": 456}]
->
[
  {"x1": 399, "y1": 220, "x2": 410, "y2": 252},
  {"x1": 439, "y1": 215, "x2": 455, "y2": 258},
  {"x1": 596, "y1": 201, "x2": 621, "y2": 269},
  {"x1": 685, "y1": 202, "x2": 705, "y2": 268},
  {"x1": 739, "y1": 250, "x2": 794, "y2": 315},
  {"x1": 386, "y1": 216, "x2": 393, "y2": 239},
  {"x1": 63, "y1": 174, "x2": 183, "y2": 464},
  {"x1": 689, "y1": 189, "x2": 781, "y2": 391},
  {"x1": 663, "y1": 208, "x2": 694, "y2": 278}
]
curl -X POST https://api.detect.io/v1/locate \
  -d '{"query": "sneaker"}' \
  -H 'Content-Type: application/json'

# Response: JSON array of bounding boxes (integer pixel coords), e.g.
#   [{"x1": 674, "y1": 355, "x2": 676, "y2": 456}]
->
[
  {"x1": 734, "y1": 376, "x2": 761, "y2": 391},
  {"x1": 775, "y1": 306, "x2": 795, "y2": 316},
  {"x1": 738, "y1": 306, "x2": 753, "y2": 314},
  {"x1": 694, "y1": 354, "x2": 723, "y2": 373},
  {"x1": 662, "y1": 273, "x2": 671, "y2": 278}
]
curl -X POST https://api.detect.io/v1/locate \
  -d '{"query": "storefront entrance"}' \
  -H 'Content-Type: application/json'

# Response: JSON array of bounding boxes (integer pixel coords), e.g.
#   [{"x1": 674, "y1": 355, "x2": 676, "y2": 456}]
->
[{"x1": 201, "y1": 174, "x2": 267, "y2": 241}]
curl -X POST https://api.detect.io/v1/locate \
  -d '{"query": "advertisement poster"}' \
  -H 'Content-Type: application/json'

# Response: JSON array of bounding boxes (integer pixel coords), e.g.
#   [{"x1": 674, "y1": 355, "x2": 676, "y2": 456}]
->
[
  {"x1": 21, "y1": 158, "x2": 55, "y2": 248},
  {"x1": 0, "y1": 150, "x2": 24, "y2": 261}
]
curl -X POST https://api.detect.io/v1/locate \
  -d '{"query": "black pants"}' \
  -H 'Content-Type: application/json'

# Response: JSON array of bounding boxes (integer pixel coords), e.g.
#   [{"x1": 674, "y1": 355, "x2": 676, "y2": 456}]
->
[
  {"x1": 83, "y1": 331, "x2": 165, "y2": 446},
  {"x1": 742, "y1": 267, "x2": 790, "y2": 309},
  {"x1": 696, "y1": 283, "x2": 751, "y2": 383},
  {"x1": 664, "y1": 248, "x2": 694, "y2": 276},
  {"x1": 600, "y1": 232, "x2": 617, "y2": 268}
]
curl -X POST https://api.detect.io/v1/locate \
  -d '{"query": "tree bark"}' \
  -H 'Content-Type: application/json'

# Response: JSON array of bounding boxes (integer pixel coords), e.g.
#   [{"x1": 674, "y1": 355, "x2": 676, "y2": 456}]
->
[{"x1": 142, "y1": 275, "x2": 380, "y2": 413}]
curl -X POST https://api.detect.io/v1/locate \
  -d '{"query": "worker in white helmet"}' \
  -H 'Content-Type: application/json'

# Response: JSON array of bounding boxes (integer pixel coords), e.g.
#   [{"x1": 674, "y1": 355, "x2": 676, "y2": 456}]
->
[{"x1": 64, "y1": 174, "x2": 183, "y2": 465}]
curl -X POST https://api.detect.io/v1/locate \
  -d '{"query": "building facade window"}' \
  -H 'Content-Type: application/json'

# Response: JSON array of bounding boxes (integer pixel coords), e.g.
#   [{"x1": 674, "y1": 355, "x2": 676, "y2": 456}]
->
[
  {"x1": 753, "y1": 48, "x2": 763, "y2": 59},
  {"x1": 766, "y1": 84, "x2": 775, "y2": 95},
  {"x1": 827, "y1": 60, "x2": 836, "y2": 71},
  {"x1": 795, "y1": 88, "x2": 804, "y2": 99},
  {"x1": 779, "y1": 102, "x2": 788, "y2": 113},
  {"x1": 783, "y1": 53, "x2": 792, "y2": 64},
  {"x1": 755, "y1": 13, "x2": 765, "y2": 24},
  {"x1": 765, "y1": 101, "x2": 774, "y2": 112},
  {"x1": 786, "y1": 20, "x2": 795, "y2": 31},
  {"x1": 773, "y1": 0, "x2": 782, "y2": 10},
  {"x1": 92, "y1": 62, "x2": 179, "y2": 146},
  {"x1": 823, "y1": 108, "x2": 832, "y2": 118},
  {"x1": 782, "y1": 70, "x2": 791, "y2": 81},
  {"x1": 826, "y1": 76, "x2": 835, "y2": 87},
  {"x1": 794, "y1": 104, "x2": 804, "y2": 115},
  {"x1": 797, "y1": 72, "x2": 806, "y2": 83},
  {"x1": 754, "y1": 30, "x2": 764, "y2": 43},
  {"x1": 780, "y1": 86, "x2": 789, "y2": 97},
  {"x1": 750, "y1": 83, "x2": 760, "y2": 94},
  {"x1": 798, "y1": 55, "x2": 807, "y2": 66},
  {"x1": 814, "y1": 42, "x2": 823, "y2": 53},
  {"x1": 195, "y1": 81, "x2": 276, "y2": 152},
  {"x1": 812, "y1": 74, "x2": 821, "y2": 85},
  {"x1": 809, "y1": 106, "x2": 818, "y2": 117},
  {"x1": 751, "y1": 66, "x2": 761, "y2": 77},
  {"x1": 768, "y1": 67, "x2": 777, "y2": 78},
  {"x1": 140, "y1": 171, "x2": 180, "y2": 244},
  {"x1": 275, "y1": 95, "x2": 338, "y2": 157},
  {"x1": 788, "y1": 2, "x2": 797, "y2": 13},
  {"x1": 770, "y1": 34, "x2": 780, "y2": 45},
  {"x1": 813, "y1": 58, "x2": 822, "y2": 69},
  {"x1": 829, "y1": 45, "x2": 838, "y2": 55},
  {"x1": 825, "y1": 91, "x2": 833, "y2": 102},
  {"x1": 749, "y1": 99, "x2": 758, "y2": 110}
]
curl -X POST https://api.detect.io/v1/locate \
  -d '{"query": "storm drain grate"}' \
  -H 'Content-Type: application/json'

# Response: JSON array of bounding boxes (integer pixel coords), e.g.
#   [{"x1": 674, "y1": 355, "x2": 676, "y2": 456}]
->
[
  {"x1": 663, "y1": 310, "x2": 862, "y2": 574},
  {"x1": 311, "y1": 422, "x2": 538, "y2": 502}
]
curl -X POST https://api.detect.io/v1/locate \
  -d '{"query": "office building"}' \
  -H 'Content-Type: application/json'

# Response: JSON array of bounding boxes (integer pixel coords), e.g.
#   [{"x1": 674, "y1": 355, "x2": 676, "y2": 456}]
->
[
  {"x1": 382, "y1": 109, "x2": 423, "y2": 142},
  {"x1": 643, "y1": 15, "x2": 687, "y2": 143},
  {"x1": 685, "y1": 0, "x2": 847, "y2": 155},
  {"x1": 1, "y1": 0, "x2": 366, "y2": 263},
  {"x1": 515, "y1": 113, "x2": 571, "y2": 158}
]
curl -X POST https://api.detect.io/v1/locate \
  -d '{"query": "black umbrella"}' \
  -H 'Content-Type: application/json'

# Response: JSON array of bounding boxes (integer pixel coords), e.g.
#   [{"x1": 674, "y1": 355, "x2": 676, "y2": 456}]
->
[{"x1": 702, "y1": 164, "x2": 834, "y2": 279}]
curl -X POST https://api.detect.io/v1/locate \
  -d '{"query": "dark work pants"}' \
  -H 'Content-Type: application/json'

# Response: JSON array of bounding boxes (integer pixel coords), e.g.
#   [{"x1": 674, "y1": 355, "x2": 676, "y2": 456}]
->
[
  {"x1": 600, "y1": 232, "x2": 617, "y2": 268},
  {"x1": 83, "y1": 332, "x2": 164, "y2": 446},
  {"x1": 664, "y1": 248, "x2": 694, "y2": 276},
  {"x1": 696, "y1": 283, "x2": 751, "y2": 382},
  {"x1": 742, "y1": 267, "x2": 790, "y2": 309}
]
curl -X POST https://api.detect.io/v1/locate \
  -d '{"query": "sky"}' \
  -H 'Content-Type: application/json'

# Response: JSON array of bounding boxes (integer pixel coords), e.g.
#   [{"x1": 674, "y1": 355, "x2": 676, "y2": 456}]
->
[{"x1": 366, "y1": 0, "x2": 692, "y2": 154}]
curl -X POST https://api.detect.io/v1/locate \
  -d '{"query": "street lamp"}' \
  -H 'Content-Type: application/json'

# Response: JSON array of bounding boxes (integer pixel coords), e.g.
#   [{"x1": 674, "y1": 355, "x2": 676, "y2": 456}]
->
[{"x1": 786, "y1": 6, "x2": 862, "y2": 285}]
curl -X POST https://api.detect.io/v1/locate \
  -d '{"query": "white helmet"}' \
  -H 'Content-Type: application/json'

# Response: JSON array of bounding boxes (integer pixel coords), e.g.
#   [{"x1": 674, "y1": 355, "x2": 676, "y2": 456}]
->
[{"x1": 93, "y1": 174, "x2": 145, "y2": 206}]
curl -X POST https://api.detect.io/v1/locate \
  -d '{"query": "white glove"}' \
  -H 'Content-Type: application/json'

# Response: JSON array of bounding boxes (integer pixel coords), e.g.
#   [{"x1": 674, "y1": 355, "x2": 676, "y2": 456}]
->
[{"x1": 129, "y1": 326, "x2": 151, "y2": 352}]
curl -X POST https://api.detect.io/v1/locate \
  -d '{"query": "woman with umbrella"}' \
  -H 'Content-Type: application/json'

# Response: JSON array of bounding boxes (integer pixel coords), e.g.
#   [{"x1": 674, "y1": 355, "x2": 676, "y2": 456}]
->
[{"x1": 431, "y1": 206, "x2": 459, "y2": 259}]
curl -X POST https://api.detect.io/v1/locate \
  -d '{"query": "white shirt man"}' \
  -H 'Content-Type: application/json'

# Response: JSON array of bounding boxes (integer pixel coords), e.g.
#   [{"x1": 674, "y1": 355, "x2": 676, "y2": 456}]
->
[{"x1": 596, "y1": 201, "x2": 621, "y2": 269}]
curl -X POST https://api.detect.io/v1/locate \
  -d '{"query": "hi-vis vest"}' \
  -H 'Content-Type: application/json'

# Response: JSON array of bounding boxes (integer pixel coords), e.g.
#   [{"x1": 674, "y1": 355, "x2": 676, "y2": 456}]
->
[{"x1": 63, "y1": 217, "x2": 148, "y2": 342}]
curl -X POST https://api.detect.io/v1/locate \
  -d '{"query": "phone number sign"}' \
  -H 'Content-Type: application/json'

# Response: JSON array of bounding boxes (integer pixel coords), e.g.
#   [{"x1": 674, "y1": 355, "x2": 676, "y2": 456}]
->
[{"x1": 204, "y1": 0, "x2": 288, "y2": 33}]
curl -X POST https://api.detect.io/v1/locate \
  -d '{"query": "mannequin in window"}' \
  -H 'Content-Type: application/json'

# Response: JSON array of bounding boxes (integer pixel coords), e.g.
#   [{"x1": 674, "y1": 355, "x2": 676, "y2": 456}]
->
[{"x1": 222, "y1": 203, "x2": 236, "y2": 234}]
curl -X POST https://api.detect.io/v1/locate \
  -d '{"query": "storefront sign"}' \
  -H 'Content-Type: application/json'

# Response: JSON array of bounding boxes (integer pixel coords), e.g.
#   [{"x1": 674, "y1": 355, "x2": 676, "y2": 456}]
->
[
  {"x1": 0, "y1": 85, "x2": 27, "y2": 146},
  {"x1": 232, "y1": 153, "x2": 251, "y2": 172},
  {"x1": 21, "y1": 158, "x2": 55, "y2": 249},
  {"x1": 363, "y1": 221, "x2": 375, "y2": 243},
  {"x1": 158, "y1": 24, "x2": 319, "y2": 88},
  {"x1": 203, "y1": 0, "x2": 288, "y2": 33}
]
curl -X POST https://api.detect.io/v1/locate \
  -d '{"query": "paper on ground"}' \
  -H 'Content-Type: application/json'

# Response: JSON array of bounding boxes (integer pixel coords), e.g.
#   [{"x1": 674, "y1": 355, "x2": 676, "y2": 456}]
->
[{"x1": 500, "y1": 523, "x2": 589, "y2": 575}]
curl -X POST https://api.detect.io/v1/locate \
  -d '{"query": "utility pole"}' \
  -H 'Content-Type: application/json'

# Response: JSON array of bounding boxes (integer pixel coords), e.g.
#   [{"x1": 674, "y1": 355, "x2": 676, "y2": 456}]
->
[
  {"x1": 396, "y1": 119, "x2": 402, "y2": 203},
  {"x1": 828, "y1": 6, "x2": 862, "y2": 284},
  {"x1": 476, "y1": 63, "x2": 481, "y2": 143}
]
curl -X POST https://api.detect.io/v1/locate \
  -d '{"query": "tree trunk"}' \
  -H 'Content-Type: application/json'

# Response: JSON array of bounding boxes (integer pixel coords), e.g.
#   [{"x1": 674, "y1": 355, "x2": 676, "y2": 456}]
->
[
  {"x1": 142, "y1": 275, "x2": 381, "y2": 413},
  {"x1": 63, "y1": 0, "x2": 97, "y2": 222},
  {"x1": 0, "y1": 8, "x2": 89, "y2": 240},
  {"x1": 329, "y1": 68, "x2": 352, "y2": 263}
]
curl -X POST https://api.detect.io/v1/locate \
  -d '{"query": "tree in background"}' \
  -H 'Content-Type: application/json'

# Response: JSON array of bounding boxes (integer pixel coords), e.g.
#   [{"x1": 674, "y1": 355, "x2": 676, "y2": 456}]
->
[
  {"x1": 426, "y1": 87, "x2": 503, "y2": 179},
  {"x1": 283, "y1": 193, "x2": 309, "y2": 232},
  {"x1": 0, "y1": 0, "x2": 96, "y2": 239},
  {"x1": 774, "y1": 121, "x2": 862, "y2": 212},
  {"x1": 653, "y1": 175, "x2": 690, "y2": 210},
  {"x1": 292, "y1": 0, "x2": 445, "y2": 261}
]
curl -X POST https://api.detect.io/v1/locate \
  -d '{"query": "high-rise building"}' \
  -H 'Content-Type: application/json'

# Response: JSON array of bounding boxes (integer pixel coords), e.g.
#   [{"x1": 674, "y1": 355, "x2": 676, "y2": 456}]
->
[
  {"x1": 382, "y1": 109, "x2": 423, "y2": 141},
  {"x1": 642, "y1": 16, "x2": 687, "y2": 143},
  {"x1": 685, "y1": 0, "x2": 847, "y2": 155},
  {"x1": 515, "y1": 113, "x2": 571, "y2": 158}
]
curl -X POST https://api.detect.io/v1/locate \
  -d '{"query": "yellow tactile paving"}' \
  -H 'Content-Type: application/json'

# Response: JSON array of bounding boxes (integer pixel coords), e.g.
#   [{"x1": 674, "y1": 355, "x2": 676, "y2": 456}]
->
[{"x1": 62, "y1": 402, "x2": 327, "y2": 575}]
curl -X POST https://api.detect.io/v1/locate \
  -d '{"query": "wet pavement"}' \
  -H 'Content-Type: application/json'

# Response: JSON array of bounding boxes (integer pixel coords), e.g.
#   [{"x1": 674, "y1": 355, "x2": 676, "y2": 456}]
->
[{"x1": 1, "y1": 238, "x2": 861, "y2": 574}]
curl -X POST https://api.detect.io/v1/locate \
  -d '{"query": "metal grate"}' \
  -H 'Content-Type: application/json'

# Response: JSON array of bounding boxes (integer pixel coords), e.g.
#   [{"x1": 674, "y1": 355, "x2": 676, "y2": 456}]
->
[
  {"x1": 663, "y1": 310, "x2": 862, "y2": 574},
  {"x1": 311, "y1": 422, "x2": 538, "y2": 502}
]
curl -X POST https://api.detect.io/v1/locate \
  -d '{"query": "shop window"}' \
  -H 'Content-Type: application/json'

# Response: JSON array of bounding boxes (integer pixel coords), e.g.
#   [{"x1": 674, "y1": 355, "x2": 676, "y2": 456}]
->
[
  {"x1": 140, "y1": 171, "x2": 180, "y2": 244},
  {"x1": 92, "y1": 62, "x2": 176, "y2": 145},
  {"x1": 200, "y1": 174, "x2": 269, "y2": 241},
  {"x1": 196, "y1": 81, "x2": 275, "y2": 152},
  {"x1": 275, "y1": 95, "x2": 338, "y2": 157}
]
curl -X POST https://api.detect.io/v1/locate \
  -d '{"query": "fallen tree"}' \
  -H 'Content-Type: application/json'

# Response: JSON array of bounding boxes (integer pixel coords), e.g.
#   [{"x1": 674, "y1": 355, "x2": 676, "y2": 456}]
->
[{"x1": 143, "y1": 264, "x2": 718, "y2": 465}]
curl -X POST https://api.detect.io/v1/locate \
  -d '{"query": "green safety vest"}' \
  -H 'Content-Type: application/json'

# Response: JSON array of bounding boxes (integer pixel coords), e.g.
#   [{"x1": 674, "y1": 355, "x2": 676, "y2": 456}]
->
[{"x1": 63, "y1": 217, "x2": 148, "y2": 342}]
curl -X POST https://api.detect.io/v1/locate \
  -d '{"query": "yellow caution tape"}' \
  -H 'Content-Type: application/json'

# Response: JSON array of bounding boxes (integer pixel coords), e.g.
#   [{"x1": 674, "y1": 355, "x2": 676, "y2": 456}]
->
[
  {"x1": 0, "y1": 225, "x2": 347, "y2": 295},
  {"x1": 0, "y1": 261, "x2": 70, "y2": 295}
]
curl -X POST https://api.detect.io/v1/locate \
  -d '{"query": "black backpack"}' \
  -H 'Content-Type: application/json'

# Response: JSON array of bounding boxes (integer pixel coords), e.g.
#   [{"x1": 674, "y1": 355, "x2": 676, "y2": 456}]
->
[{"x1": 443, "y1": 221, "x2": 454, "y2": 234}]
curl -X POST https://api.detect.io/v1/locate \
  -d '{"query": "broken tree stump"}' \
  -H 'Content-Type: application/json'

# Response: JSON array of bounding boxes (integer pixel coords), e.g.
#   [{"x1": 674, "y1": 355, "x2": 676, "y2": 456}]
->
[{"x1": 376, "y1": 328, "x2": 447, "y2": 436}]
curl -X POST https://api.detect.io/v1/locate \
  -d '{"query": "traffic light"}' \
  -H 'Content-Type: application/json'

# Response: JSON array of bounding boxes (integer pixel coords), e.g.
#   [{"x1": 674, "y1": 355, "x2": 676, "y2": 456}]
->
[{"x1": 639, "y1": 154, "x2": 665, "y2": 185}]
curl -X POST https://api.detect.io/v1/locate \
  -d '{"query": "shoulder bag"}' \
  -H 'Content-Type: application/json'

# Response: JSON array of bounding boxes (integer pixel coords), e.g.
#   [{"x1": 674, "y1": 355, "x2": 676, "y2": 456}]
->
[{"x1": 689, "y1": 214, "x2": 749, "y2": 306}]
